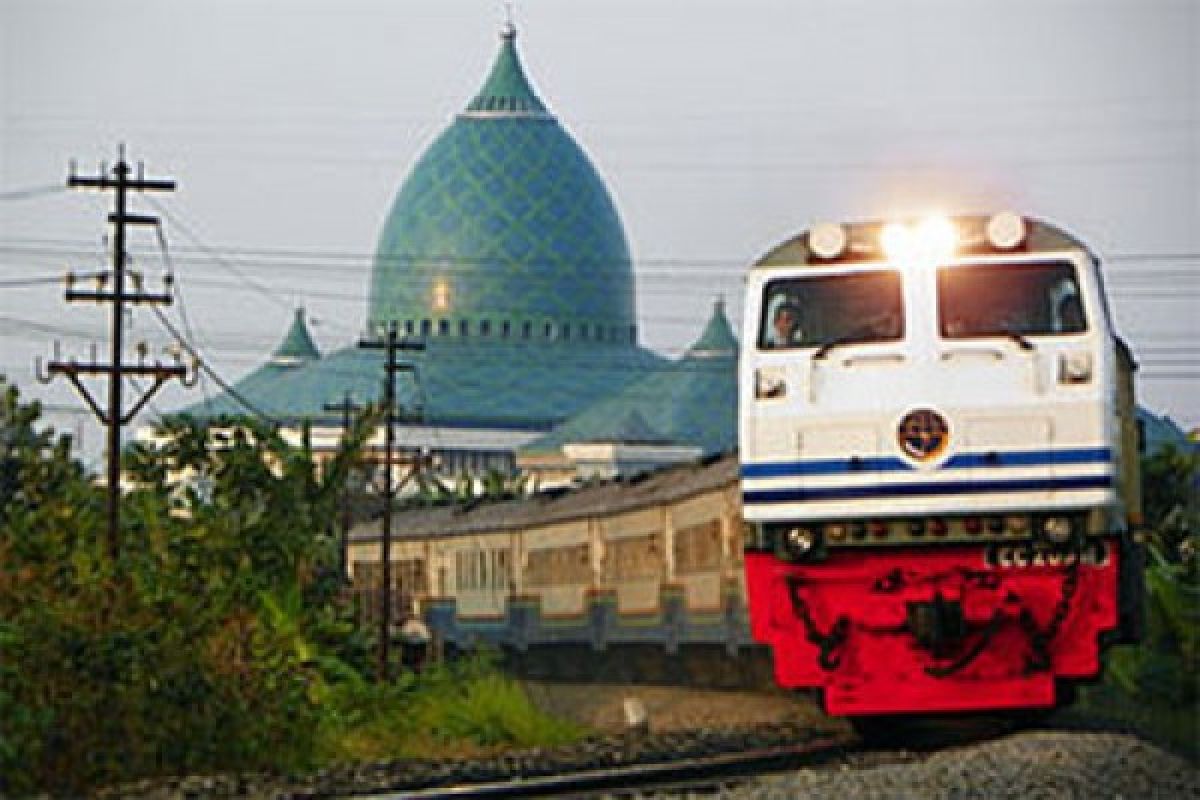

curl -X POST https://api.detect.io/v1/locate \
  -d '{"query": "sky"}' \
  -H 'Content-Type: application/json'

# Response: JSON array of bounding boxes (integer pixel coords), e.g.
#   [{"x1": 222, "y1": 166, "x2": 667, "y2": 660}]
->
[{"x1": 1, "y1": 0, "x2": 1196, "y2": 463}]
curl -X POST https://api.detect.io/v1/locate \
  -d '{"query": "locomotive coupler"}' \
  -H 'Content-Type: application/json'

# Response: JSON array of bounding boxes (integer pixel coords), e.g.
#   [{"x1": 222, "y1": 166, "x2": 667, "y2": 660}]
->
[{"x1": 906, "y1": 591, "x2": 966, "y2": 657}]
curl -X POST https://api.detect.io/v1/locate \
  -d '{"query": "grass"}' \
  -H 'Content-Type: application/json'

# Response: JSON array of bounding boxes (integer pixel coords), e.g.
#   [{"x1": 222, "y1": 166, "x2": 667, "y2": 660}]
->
[
  {"x1": 1073, "y1": 653, "x2": 1199, "y2": 763},
  {"x1": 317, "y1": 656, "x2": 586, "y2": 764}
]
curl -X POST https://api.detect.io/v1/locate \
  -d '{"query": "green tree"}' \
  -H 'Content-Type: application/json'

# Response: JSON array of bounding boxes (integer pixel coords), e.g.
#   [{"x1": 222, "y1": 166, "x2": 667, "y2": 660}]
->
[
  {"x1": 1141, "y1": 443, "x2": 1198, "y2": 559},
  {"x1": 1091, "y1": 443, "x2": 1199, "y2": 758},
  {"x1": 0, "y1": 391, "x2": 378, "y2": 794}
]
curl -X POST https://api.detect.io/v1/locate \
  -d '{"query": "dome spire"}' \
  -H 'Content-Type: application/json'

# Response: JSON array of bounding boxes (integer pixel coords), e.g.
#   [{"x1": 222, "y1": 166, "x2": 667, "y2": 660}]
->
[
  {"x1": 270, "y1": 307, "x2": 321, "y2": 367},
  {"x1": 464, "y1": 20, "x2": 549, "y2": 116},
  {"x1": 687, "y1": 298, "x2": 738, "y2": 359}
]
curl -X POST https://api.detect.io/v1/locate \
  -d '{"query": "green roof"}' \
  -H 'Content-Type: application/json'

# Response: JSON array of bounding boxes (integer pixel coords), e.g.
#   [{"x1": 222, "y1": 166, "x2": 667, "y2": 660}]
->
[
  {"x1": 367, "y1": 26, "x2": 635, "y2": 340},
  {"x1": 188, "y1": 336, "x2": 666, "y2": 431},
  {"x1": 686, "y1": 298, "x2": 738, "y2": 357},
  {"x1": 591, "y1": 409, "x2": 670, "y2": 445},
  {"x1": 270, "y1": 308, "x2": 320, "y2": 365},
  {"x1": 466, "y1": 26, "x2": 548, "y2": 115},
  {"x1": 522, "y1": 301, "x2": 738, "y2": 455}
]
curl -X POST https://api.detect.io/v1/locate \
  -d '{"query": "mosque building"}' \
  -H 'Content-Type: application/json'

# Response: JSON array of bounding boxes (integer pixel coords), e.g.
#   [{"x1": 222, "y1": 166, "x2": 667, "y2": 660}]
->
[{"x1": 185, "y1": 25, "x2": 736, "y2": 481}]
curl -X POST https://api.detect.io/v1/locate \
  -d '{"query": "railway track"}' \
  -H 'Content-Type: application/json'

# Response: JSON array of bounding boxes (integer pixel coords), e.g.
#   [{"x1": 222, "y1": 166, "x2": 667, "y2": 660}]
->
[
  {"x1": 92, "y1": 708, "x2": 1191, "y2": 798},
  {"x1": 340, "y1": 711, "x2": 1177, "y2": 799},
  {"x1": 353, "y1": 733, "x2": 853, "y2": 800}
]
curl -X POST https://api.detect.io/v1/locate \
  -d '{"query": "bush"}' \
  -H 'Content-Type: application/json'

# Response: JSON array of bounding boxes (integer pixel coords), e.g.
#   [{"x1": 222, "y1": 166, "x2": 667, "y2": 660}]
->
[
  {"x1": 317, "y1": 654, "x2": 584, "y2": 763},
  {"x1": 1079, "y1": 446, "x2": 1199, "y2": 760},
  {"x1": 0, "y1": 391, "x2": 357, "y2": 794},
  {"x1": 0, "y1": 390, "x2": 580, "y2": 793}
]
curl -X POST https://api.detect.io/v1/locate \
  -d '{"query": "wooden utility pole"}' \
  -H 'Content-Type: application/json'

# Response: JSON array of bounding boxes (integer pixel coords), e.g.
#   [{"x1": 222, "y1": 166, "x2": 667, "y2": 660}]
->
[
  {"x1": 38, "y1": 148, "x2": 191, "y2": 562},
  {"x1": 323, "y1": 390, "x2": 364, "y2": 583},
  {"x1": 358, "y1": 322, "x2": 424, "y2": 681}
]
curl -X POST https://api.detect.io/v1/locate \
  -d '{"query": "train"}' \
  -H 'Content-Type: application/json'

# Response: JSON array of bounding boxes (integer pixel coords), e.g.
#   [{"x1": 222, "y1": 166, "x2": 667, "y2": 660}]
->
[{"x1": 738, "y1": 213, "x2": 1144, "y2": 716}]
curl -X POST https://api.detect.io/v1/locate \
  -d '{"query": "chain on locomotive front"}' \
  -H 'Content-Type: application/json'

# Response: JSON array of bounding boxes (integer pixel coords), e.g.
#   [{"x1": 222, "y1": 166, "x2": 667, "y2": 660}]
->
[{"x1": 738, "y1": 213, "x2": 1143, "y2": 716}]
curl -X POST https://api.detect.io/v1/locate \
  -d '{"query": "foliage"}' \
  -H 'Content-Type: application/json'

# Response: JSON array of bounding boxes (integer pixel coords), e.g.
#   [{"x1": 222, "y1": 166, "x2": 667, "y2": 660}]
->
[
  {"x1": 0, "y1": 389, "x2": 579, "y2": 794},
  {"x1": 318, "y1": 653, "x2": 583, "y2": 763},
  {"x1": 0, "y1": 380, "x2": 88, "y2": 523},
  {"x1": 408, "y1": 467, "x2": 533, "y2": 510},
  {"x1": 0, "y1": 390, "x2": 372, "y2": 794},
  {"x1": 1104, "y1": 543, "x2": 1199, "y2": 702},
  {"x1": 1082, "y1": 445, "x2": 1199, "y2": 759},
  {"x1": 1140, "y1": 443, "x2": 1199, "y2": 558}
]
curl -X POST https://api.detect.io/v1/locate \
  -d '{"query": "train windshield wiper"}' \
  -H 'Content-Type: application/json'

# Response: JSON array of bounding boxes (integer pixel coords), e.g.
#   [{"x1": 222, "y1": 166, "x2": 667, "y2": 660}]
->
[
  {"x1": 813, "y1": 330, "x2": 871, "y2": 361},
  {"x1": 999, "y1": 326, "x2": 1036, "y2": 351}
]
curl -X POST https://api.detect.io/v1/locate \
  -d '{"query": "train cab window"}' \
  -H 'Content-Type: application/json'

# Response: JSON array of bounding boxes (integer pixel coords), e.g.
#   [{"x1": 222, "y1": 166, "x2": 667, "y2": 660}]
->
[
  {"x1": 758, "y1": 271, "x2": 904, "y2": 350},
  {"x1": 939, "y1": 261, "x2": 1086, "y2": 339}
]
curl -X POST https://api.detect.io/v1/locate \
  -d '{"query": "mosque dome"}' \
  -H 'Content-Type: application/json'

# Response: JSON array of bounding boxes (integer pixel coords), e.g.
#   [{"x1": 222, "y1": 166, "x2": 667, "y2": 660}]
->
[
  {"x1": 187, "y1": 26, "x2": 665, "y2": 441},
  {"x1": 368, "y1": 25, "x2": 636, "y2": 346}
]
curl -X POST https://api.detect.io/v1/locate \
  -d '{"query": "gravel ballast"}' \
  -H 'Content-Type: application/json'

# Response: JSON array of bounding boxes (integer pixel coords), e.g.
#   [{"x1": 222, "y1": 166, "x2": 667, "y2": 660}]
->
[{"x1": 622, "y1": 731, "x2": 1199, "y2": 800}]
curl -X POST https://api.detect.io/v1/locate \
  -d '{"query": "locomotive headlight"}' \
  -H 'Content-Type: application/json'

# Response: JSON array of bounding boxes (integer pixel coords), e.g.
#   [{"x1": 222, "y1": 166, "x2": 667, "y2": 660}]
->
[
  {"x1": 1041, "y1": 516, "x2": 1073, "y2": 544},
  {"x1": 783, "y1": 526, "x2": 819, "y2": 558},
  {"x1": 1058, "y1": 351, "x2": 1093, "y2": 384},
  {"x1": 881, "y1": 217, "x2": 957, "y2": 263},
  {"x1": 914, "y1": 216, "x2": 958, "y2": 260},
  {"x1": 986, "y1": 211, "x2": 1027, "y2": 250},
  {"x1": 881, "y1": 223, "x2": 914, "y2": 262},
  {"x1": 809, "y1": 222, "x2": 848, "y2": 260}
]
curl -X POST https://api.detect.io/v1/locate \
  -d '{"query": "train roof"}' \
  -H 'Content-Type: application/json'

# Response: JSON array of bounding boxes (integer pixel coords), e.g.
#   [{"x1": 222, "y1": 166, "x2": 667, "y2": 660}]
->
[
  {"x1": 349, "y1": 453, "x2": 737, "y2": 543},
  {"x1": 752, "y1": 214, "x2": 1097, "y2": 270}
]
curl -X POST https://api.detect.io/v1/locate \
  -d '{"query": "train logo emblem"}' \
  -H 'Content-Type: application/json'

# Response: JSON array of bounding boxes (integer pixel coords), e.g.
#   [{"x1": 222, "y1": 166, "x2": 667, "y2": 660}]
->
[{"x1": 897, "y1": 409, "x2": 949, "y2": 461}]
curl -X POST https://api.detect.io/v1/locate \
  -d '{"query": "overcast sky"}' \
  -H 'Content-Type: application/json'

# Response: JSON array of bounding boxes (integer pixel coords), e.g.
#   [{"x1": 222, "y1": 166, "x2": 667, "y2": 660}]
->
[{"x1": 1, "y1": 0, "x2": 1196, "y2": 461}]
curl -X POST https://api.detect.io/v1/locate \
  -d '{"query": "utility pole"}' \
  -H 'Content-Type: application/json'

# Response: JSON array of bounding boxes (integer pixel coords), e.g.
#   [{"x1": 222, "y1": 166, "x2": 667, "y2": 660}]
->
[
  {"x1": 358, "y1": 321, "x2": 424, "y2": 681},
  {"x1": 37, "y1": 147, "x2": 191, "y2": 562},
  {"x1": 322, "y1": 390, "x2": 364, "y2": 583}
]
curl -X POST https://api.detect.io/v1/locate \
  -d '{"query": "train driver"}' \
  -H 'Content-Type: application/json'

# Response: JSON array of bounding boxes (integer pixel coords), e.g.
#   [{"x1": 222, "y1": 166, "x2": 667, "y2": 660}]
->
[{"x1": 766, "y1": 302, "x2": 803, "y2": 348}]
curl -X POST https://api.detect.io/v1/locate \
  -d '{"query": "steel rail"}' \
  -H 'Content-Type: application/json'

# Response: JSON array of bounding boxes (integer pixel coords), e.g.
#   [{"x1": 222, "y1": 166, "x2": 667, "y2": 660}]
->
[{"x1": 349, "y1": 734, "x2": 852, "y2": 800}]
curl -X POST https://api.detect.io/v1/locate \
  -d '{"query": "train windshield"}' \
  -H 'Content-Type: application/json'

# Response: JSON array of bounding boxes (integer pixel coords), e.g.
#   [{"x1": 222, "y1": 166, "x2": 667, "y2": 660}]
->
[
  {"x1": 938, "y1": 261, "x2": 1086, "y2": 339},
  {"x1": 759, "y1": 270, "x2": 903, "y2": 350}
]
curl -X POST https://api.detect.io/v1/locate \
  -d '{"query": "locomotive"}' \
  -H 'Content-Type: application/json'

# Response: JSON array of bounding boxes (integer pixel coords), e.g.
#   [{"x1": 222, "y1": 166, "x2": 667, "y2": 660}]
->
[{"x1": 739, "y1": 213, "x2": 1143, "y2": 716}]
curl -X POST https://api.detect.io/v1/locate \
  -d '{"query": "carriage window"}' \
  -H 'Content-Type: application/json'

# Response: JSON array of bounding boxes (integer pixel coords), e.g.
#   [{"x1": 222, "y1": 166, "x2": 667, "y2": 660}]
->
[
  {"x1": 759, "y1": 271, "x2": 903, "y2": 350},
  {"x1": 939, "y1": 261, "x2": 1086, "y2": 339}
]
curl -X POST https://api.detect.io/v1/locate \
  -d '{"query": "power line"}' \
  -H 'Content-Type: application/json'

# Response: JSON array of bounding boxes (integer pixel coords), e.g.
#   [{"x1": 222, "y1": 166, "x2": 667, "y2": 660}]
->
[
  {"x1": 0, "y1": 184, "x2": 66, "y2": 202},
  {"x1": 139, "y1": 195, "x2": 297, "y2": 316},
  {"x1": 4, "y1": 235, "x2": 1198, "y2": 273},
  {"x1": 149, "y1": 217, "x2": 215, "y2": 406},
  {"x1": 148, "y1": 304, "x2": 277, "y2": 425},
  {"x1": 0, "y1": 275, "x2": 73, "y2": 288}
]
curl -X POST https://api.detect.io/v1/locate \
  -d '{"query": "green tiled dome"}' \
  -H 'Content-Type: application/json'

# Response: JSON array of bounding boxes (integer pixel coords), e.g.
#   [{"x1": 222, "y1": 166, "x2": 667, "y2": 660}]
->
[
  {"x1": 368, "y1": 27, "x2": 635, "y2": 343},
  {"x1": 184, "y1": 27, "x2": 668, "y2": 435}
]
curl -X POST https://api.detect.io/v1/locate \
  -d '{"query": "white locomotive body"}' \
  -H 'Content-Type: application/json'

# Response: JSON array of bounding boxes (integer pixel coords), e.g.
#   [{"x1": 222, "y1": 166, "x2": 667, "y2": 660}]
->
[{"x1": 740, "y1": 214, "x2": 1137, "y2": 547}]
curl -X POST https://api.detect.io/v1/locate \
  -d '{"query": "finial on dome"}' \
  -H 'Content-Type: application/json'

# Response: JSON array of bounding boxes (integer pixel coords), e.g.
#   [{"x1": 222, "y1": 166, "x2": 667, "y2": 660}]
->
[
  {"x1": 503, "y1": 3, "x2": 516, "y2": 38},
  {"x1": 465, "y1": 11, "x2": 548, "y2": 116}
]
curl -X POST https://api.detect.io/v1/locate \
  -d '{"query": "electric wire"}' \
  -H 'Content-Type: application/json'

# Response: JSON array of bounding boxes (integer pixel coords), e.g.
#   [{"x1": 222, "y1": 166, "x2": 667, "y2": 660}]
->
[
  {"x1": 139, "y1": 195, "x2": 298, "y2": 319},
  {"x1": 0, "y1": 184, "x2": 66, "y2": 202},
  {"x1": 147, "y1": 303, "x2": 277, "y2": 425},
  {"x1": 3, "y1": 235, "x2": 1199, "y2": 274},
  {"x1": 151, "y1": 219, "x2": 213, "y2": 406}
]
